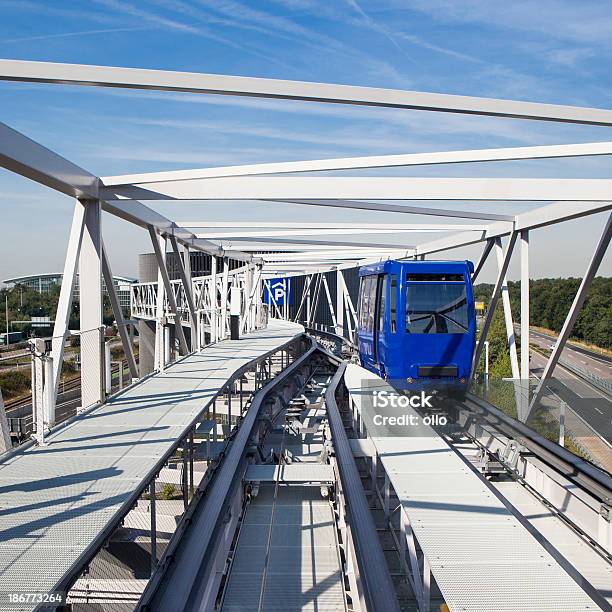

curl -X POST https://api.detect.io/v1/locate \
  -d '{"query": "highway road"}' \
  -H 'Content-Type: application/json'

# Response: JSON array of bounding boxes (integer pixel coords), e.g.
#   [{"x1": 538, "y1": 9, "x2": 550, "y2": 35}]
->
[
  {"x1": 529, "y1": 349, "x2": 611, "y2": 444},
  {"x1": 527, "y1": 327, "x2": 612, "y2": 381}
]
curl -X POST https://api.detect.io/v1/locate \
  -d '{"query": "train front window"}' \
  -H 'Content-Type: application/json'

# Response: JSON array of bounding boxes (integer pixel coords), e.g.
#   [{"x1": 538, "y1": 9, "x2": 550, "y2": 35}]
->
[{"x1": 405, "y1": 281, "x2": 469, "y2": 334}]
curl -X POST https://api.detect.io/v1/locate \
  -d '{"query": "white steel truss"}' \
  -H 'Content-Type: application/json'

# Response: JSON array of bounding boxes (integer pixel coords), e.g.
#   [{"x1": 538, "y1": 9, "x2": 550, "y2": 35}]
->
[{"x1": 0, "y1": 58, "x2": 609, "y2": 431}]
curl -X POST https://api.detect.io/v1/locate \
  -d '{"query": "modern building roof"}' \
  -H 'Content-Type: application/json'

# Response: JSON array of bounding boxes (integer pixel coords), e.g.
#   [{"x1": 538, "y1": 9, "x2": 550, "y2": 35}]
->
[{"x1": 3, "y1": 273, "x2": 136, "y2": 285}]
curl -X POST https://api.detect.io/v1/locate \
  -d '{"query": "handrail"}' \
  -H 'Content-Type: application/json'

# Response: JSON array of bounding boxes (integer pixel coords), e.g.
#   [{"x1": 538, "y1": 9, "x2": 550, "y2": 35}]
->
[
  {"x1": 324, "y1": 360, "x2": 401, "y2": 612},
  {"x1": 464, "y1": 393, "x2": 612, "y2": 503}
]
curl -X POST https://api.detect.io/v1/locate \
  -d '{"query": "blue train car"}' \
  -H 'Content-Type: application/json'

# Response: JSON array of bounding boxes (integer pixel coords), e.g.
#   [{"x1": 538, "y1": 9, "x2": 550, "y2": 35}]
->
[{"x1": 357, "y1": 260, "x2": 475, "y2": 395}]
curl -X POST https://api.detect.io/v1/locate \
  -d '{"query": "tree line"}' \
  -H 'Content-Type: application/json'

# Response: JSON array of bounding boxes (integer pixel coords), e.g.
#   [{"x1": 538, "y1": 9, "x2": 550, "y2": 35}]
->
[{"x1": 473, "y1": 276, "x2": 611, "y2": 350}]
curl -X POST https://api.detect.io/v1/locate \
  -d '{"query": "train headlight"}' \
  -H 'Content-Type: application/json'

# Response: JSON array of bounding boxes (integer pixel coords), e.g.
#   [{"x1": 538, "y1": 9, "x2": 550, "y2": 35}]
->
[
  {"x1": 460, "y1": 377, "x2": 466, "y2": 384},
  {"x1": 407, "y1": 377, "x2": 413, "y2": 384}
]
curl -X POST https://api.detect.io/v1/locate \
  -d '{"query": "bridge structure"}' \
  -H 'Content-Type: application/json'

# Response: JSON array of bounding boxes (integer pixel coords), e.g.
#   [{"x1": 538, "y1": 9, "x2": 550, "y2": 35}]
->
[{"x1": 0, "y1": 59, "x2": 610, "y2": 612}]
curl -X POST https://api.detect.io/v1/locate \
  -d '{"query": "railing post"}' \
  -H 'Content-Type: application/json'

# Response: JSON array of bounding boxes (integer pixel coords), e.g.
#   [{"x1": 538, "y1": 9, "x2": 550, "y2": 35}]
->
[{"x1": 150, "y1": 479, "x2": 157, "y2": 576}]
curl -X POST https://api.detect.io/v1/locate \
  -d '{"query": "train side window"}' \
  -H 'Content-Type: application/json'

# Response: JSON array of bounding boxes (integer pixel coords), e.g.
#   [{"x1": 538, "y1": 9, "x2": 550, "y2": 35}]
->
[
  {"x1": 357, "y1": 278, "x2": 366, "y2": 328},
  {"x1": 390, "y1": 274, "x2": 397, "y2": 333},
  {"x1": 360, "y1": 276, "x2": 372, "y2": 330},
  {"x1": 378, "y1": 275, "x2": 387, "y2": 331},
  {"x1": 367, "y1": 276, "x2": 377, "y2": 332}
]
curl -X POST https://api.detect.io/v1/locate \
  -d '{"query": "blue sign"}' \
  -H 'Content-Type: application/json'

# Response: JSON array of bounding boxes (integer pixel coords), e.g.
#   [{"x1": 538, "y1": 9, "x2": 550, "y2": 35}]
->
[{"x1": 264, "y1": 278, "x2": 291, "y2": 306}]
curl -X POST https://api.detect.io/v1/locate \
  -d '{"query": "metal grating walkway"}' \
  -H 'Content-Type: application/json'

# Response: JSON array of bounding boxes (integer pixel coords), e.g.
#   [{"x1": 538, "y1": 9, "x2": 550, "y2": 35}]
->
[
  {"x1": 0, "y1": 319, "x2": 303, "y2": 610},
  {"x1": 344, "y1": 363, "x2": 603, "y2": 612},
  {"x1": 221, "y1": 373, "x2": 347, "y2": 612}
]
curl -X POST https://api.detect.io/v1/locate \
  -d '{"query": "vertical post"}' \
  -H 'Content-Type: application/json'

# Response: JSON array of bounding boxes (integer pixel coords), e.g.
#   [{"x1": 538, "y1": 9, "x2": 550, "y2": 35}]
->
[
  {"x1": 322, "y1": 274, "x2": 337, "y2": 332},
  {"x1": 189, "y1": 429, "x2": 194, "y2": 496},
  {"x1": 182, "y1": 441, "x2": 189, "y2": 510},
  {"x1": 0, "y1": 389, "x2": 11, "y2": 454},
  {"x1": 43, "y1": 356, "x2": 55, "y2": 428},
  {"x1": 559, "y1": 401, "x2": 566, "y2": 447},
  {"x1": 520, "y1": 230, "x2": 530, "y2": 380},
  {"x1": 164, "y1": 326, "x2": 171, "y2": 365},
  {"x1": 150, "y1": 479, "x2": 157, "y2": 576},
  {"x1": 210, "y1": 255, "x2": 217, "y2": 343},
  {"x1": 154, "y1": 233, "x2": 166, "y2": 371},
  {"x1": 79, "y1": 198, "x2": 103, "y2": 408},
  {"x1": 336, "y1": 270, "x2": 344, "y2": 337},
  {"x1": 104, "y1": 341, "x2": 111, "y2": 395},
  {"x1": 221, "y1": 258, "x2": 229, "y2": 340},
  {"x1": 212, "y1": 398, "x2": 217, "y2": 442},
  {"x1": 52, "y1": 199, "x2": 86, "y2": 396}
]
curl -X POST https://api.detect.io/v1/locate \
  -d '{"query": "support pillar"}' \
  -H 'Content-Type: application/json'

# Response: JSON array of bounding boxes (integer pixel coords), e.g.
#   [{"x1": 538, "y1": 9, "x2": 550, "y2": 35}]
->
[
  {"x1": 520, "y1": 230, "x2": 530, "y2": 380},
  {"x1": 79, "y1": 198, "x2": 103, "y2": 408}
]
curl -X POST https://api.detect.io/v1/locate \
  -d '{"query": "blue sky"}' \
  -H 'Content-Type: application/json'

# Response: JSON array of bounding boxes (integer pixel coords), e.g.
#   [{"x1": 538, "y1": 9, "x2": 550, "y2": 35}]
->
[{"x1": 0, "y1": 0, "x2": 611, "y2": 282}]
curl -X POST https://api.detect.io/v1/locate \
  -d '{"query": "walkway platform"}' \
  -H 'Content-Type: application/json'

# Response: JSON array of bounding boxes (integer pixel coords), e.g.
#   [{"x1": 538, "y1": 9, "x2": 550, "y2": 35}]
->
[
  {"x1": 0, "y1": 319, "x2": 303, "y2": 608},
  {"x1": 344, "y1": 363, "x2": 602, "y2": 612}
]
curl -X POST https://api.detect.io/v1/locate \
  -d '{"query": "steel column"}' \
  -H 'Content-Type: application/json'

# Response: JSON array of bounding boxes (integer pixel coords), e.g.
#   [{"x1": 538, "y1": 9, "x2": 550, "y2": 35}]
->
[
  {"x1": 520, "y1": 230, "x2": 530, "y2": 380},
  {"x1": 79, "y1": 198, "x2": 103, "y2": 408},
  {"x1": 51, "y1": 199, "x2": 86, "y2": 397}
]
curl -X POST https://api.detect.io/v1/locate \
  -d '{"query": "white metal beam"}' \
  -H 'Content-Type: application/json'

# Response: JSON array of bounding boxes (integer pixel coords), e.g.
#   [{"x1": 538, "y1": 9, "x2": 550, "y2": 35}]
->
[
  {"x1": 193, "y1": 226, "x2": 482, "y2": 239},
  {"x1": 417, "y1": 201, "x2": 611, "y2": 256},
  {"x1": 101, "y1": 240, "x2": 138, "y2": 378},
  {"x1": 520, "y1": 231, "x2": 530, "y2": 380},
  {"x1": 495, "y1": 238, "x2": 520, "y2": 380},
  {"x1": 0, "y1": 121, "x2": 99, "y2": 198},
  {"x1": 101, "y1": 177, "x2": 612, "y2": 202},
  {"x1": 180, "y1": 221, "x2": 486, "y2": 230},
  {"x1": 471, "y1": 231, "x2": 519, "y2": 378},
  {"x1": 4, "y1": 59, "x2": 612, "y2": 125},
  {"x1": 148, "y1": 226, "x2": 189, "y2": 356},
  {"x1": 169, "y1": 235, "x2": 198, "y2": 351},
  {"x1": 203, "y1": 236, "x2": 416, "y2": 249},
  {"x1": 529, "y1": 213, "x2": 612, "y2": 412},
  {"x1": 51, "y1": 199, "x2": 86, "y2": 396},
  {"x1": 79, "y1": 198, "x2": 103, "y2": 409},
  {"x1": 103, "y1": 141, "x2": 612, "y2": 186}
]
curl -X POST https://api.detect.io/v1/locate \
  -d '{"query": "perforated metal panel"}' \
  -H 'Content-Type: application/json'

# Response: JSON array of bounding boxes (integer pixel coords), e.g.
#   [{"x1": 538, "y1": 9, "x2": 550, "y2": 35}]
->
[{"x1": 345, "y1": 364, "x2": 601, "y2": 612}]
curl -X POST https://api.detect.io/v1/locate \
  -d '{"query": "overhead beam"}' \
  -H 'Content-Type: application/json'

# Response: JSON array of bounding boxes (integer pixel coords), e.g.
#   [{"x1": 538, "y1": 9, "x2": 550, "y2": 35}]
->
[
  {"x1": 3, "y1": 59, "x2": 612, "y2": 125},
  {"x1": 100, "y1": 177, "x2": 612, "y2": 202},
  {"x1": 193, "y1": 226, "x2": 483, "y2": 239},
  {"x1": 416, "y1": 201, "x2": 611, "y2": 256},
  {"x1": 0, "y1": 121, "x2": 98, "y2": 198},
  {"x1": 179, "y1": 221, "x2": 486, "y2": 229},
  {"x1": 103, "y1": 141, "x2": 612, "y2": 186},
  {"x1": 200, "y1": 236, "x2": 416, "y2": 249}
]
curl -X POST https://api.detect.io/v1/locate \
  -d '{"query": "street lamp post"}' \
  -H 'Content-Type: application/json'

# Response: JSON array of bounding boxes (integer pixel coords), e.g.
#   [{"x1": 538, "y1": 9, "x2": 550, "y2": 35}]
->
[{"x1": 5, "y1": 294, "x2": 9, "y2": 348}]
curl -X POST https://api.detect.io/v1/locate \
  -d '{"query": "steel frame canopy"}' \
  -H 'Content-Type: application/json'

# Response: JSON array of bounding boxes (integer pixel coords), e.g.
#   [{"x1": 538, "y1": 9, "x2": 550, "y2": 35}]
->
[{"x1": 0, "y1": 58, "x2": 611, "y2": 425}]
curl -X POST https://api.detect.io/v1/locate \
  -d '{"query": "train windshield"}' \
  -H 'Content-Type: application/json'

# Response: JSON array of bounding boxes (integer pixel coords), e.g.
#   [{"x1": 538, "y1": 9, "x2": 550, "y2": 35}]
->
[{"x1": 406, "y1": 278, "x2": 469, "y2": 334}]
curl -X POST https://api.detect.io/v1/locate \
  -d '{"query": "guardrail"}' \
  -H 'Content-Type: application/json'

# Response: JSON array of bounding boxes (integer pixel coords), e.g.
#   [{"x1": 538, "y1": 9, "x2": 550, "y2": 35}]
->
[{"x1": 558, "y1": 356, "x2": 612, "y2": 397}]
